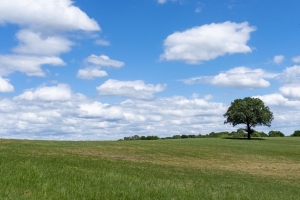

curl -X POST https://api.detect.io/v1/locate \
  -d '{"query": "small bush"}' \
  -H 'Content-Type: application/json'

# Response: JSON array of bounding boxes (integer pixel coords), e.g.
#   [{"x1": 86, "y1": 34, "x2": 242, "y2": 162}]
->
[
  {"x1": 252, "y1": 131, "x2": 268, "y2": 137},
  {"x1": 172, "y1": 135, "x2": 181, "y2": 139},
  {"x1": 252, "y1": 132, "x2": 262, "y2": 137},
  {"x1": 268, "y1": 131, "x2": 285, "y2": 137}
]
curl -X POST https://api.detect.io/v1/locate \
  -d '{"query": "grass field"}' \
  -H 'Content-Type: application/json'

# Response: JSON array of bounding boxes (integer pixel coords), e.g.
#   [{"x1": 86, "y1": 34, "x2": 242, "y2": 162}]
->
[{"x1": 0, "y1": 137, "x2": 300, "y2": 199}]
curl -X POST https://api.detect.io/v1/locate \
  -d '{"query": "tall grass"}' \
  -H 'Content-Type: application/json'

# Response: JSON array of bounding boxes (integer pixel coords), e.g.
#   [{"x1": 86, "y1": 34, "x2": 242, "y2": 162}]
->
[{"x1": 0, "y1": 138, "x2": 299, "y2": 199}]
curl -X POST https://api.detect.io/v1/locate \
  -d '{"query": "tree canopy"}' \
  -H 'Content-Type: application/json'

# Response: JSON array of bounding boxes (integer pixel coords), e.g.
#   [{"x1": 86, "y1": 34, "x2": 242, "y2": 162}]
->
[
  {"x1": 223, "y1": 97, "x2": 274, "y2": 139},
  {"x1": 291, "y1": 130, "x2": 300, "y2": 137}
]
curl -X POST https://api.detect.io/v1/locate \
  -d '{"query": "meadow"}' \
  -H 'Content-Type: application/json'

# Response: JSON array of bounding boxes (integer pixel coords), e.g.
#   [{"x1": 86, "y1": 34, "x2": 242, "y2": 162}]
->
[{"x1": 0, "y1": 137, "x2": 299, "y2": 199}]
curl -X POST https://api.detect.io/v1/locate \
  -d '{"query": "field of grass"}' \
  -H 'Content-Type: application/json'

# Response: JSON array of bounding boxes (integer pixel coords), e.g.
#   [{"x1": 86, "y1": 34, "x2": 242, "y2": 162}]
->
[{"x1": 1, "y1": 137, "x2": 300, "y2": 199}]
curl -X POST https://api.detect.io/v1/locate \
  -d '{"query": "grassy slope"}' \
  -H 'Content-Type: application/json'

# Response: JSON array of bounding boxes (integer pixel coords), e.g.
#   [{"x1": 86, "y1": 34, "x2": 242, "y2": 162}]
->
[{"x1": 0, "y1": 138, "x2": 300, "y2": 200}]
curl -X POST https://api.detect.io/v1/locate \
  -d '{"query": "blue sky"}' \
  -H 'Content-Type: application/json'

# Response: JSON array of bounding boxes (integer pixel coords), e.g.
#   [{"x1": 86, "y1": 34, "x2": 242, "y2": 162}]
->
[{"x1": 0, "y1": 0, "x2": 300, "y2": 140}]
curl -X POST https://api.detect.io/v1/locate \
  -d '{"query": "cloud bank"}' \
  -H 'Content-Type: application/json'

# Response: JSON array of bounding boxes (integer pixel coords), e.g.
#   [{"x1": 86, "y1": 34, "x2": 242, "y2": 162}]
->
[
  {"x1": 184, "y1": 67, "x2": 278, "y2": 89},
  {"x1": 96, "y1": 79, "x2": 167, "y2": 100}
]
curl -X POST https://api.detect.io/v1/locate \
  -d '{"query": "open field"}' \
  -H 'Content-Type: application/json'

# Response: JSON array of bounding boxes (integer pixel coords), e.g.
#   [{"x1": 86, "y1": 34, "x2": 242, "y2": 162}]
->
[{"x1": 0, "y1": 137, "x2": 300, "y2": 199}]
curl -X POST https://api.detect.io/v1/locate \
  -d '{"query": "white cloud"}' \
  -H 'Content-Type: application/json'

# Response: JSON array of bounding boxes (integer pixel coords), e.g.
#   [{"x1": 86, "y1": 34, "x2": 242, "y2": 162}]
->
[
  {"x1": 195, "y1": 2, "x2": 204, "y2": 13},
  {"x1": 79, "y1": 102, "x2": 124, "y2": 120},
  {"x1": 158, "y1": 0, "x2": 183, "y2": 4},
  {"x1": 204, "y1": 94, "x2": 213, "y2": 100},
  {"x1": 280, "y1": 65, "x2": 300, "y2": 83},
  {"x1": 14, "y1": 84, "x2": 72, "y2": 101},
  {"x1": 1, "y1": 83, "x2": 300, "y2": 140},
  {"x1": 184, "y1": 67, "x2": 277, "y2": 89},
  {"x1": 254, "y1": 93, "x2": 300, "y2": 107},
  {"x1": 254, "y1": 93, "x2": 290, "y2": 106},
  {"x1": 279, "y1": 84, "x2": 300, "y2": 99},
  {"x1": 0, "y1": 55, "x2": 65, "y2": 76},
  {"x1": 77, "y1": 68, "x2": 108, "y2": 80},
  {"x1": 0, "y1": 0, "x2": 100, "y2": 32},
  {"x1": 292, "y1": 56, "x2": 300, "y2": 63},
  {"x1": 77, "y1": 55, "x2": 124, "y2": 80},
  {"x1": 94, "y1": 39, "x2": 110, "y2": 46},
  {"x1": 0, "y1": 89, "x2": 231, "y2": 140},
  {"x1": 253, "y1": 93, "x2": 300, "y2": 134},
  {"x1": 160, "y1": 21, "x2": 256, "y2": 64},
  {"x1": 0, "y1": 77, "x2": 14, "y2": 92},
  {"x1": 96, "y1": 79, "x2": 167, "y2": 100},
  {"x1": 158, "y1": 0, "x2": 167, "y2": 3},
  {"x1": 273, "y1": 55, "x2": 284, "y2": 64},
  {"x1": 85, "y1": 55, "x2": 124, "y2": 68},
  {"x1": 0, "y1": 1, "x2": 101, "y2": 81},
  {"x1": 13, "y1": 29, "x2": 73, "y2": 56}
]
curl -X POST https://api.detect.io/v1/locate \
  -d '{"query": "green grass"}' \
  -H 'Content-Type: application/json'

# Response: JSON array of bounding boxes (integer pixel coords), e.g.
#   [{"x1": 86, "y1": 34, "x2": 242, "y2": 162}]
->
[{"x1": 0, "y1": 137, "x2": 300, "y2": 199}]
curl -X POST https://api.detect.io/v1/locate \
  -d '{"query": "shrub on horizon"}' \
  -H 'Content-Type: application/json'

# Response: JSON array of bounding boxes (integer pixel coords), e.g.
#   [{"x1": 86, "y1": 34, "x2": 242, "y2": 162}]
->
[
  {"x1": 268, "y1": 130, "x2": 285, "y2": 137},
  {"x1": 291, "y1": 130, "x2": 300, "y2": 137}
]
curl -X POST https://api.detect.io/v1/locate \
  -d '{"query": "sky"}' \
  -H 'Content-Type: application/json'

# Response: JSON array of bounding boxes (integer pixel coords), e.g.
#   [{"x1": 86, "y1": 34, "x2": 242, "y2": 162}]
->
[{"x1": 0, "y1": 0, "x2": 300, "y2": 140}]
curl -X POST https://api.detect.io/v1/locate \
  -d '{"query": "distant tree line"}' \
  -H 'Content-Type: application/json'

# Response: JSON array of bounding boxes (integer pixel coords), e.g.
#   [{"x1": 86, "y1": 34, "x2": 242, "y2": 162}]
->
[
  {"x1": 121, "y1": 129, "x2": 300, "y2": 140},
  {"x1": 123, "y1": 135, "x2": 159, "y2": 141}
]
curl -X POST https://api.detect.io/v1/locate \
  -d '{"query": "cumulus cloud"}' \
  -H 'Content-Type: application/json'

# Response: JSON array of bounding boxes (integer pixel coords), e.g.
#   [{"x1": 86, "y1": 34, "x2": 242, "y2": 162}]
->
[
  {"x1": 1, "y1": 82, "x2": 300, "y2": 139},
  {"x1": 79, "y1": 102, "x2": 124, "y2": 120},
  {"x1": 0, "y1": 88, "x2": 231, "y2": 140},
  {"x1": 184, "y1": 67, "x2": 278, "y2": 89},
  {"x1": 160, "y1": 21, "x2": 256, "y2": 64},
  {"x1": 254, "y1": 93, "x2": 300, "y2": 108},
  {"x1": 0, "y1": 77, "x2": 14, "y2": 92},
  {"x1": 0, "y1": 0, "x2": 100, "y2": 32},
  {"x1": 13, "y1": 29, "x2": 73, "y2": 56},
  {"x1": 14, "y1": 84, "x2": 72, "y2": 101},
  {"x1": 77, "y1": 68, "x2": 108, "y2": 80},
  {"x1": 85, "y1": 55, "x2": 124, "y2": 68},
  {"x1": 253, "y1": 93, "x2": 300, "y2": 134},
  {"x1": 279, "y1": 84, "x2": 300, "y2": 99},
  {"x1": 280, "y1": 65, "x2": 300, "y2": 84},
  {"x1": 94, "y1": 39, "x2": 110, "y2": 46},
  {"x1": 96, "y1": 79, "x2": 167, "y2": 100},
  {"x1": 273, "y1": 55, "x2": 284, "y2": 64},
  {"x1": 0, "y1": 55, "x2": 65, "y2": 76},
  {"x1": 277, "y1": 66, "x2": 300, "y2": 99},
  {"x1": 77, "y1": 55, "x2": 124, "y2": 80},
  {"x1": 292, "y1": 56, "x2": 300, "y2": 63},
  {"x1": 0, "y1": 0, "x2": 101, "y2": 81}
]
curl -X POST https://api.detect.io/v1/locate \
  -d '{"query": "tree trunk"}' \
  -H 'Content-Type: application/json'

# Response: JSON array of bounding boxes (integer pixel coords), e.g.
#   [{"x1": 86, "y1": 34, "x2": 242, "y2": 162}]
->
[{"x1": 246, "y1": 123, "x2": 251, "y2": 139}]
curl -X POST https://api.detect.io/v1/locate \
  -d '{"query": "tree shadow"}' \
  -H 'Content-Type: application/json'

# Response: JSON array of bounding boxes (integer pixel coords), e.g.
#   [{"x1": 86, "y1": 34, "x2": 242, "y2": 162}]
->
[{"x1": 223, "y1": 137, "x2": 266, "y2": 141}]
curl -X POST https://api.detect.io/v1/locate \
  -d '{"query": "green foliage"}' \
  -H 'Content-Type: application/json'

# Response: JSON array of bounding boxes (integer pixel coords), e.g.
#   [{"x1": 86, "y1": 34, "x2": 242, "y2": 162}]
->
[
  {"x1": 223, "y1": 97, "x2": 274, "y2": 139},
  {"x1": 124, "y1": 135, "x2": 159, "y2": 140},
  {"x1": 258, "y1": 131, "x2": 268, "y2": 137},
  {"x1": 172, "y1": 135, "x2": 181, "y2": 139},
  {"x1": 268, "y1": 130, "x2": 285, "y2": 137},
  {"x1": 252, "y1": 132, "x2": 262, "y2": 137},
  {"x1": 249, "y1": 131, "x2": 268, "y2": 137},
  {"x1": 144, "y1": 135, "x2": 159, "y2": 140},
  {"x1": 291, "y1": 130, "x2": 300, "y2": 137},
  {"x1": 208, "y1": 131, "x2": 230, "y2": 138}
]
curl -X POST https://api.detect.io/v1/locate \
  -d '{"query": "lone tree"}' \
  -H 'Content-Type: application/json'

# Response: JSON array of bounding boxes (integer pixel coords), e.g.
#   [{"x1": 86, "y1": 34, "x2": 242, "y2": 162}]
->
[{"x1": 223, "y1": 97, "x2": 274, "y2": 139}]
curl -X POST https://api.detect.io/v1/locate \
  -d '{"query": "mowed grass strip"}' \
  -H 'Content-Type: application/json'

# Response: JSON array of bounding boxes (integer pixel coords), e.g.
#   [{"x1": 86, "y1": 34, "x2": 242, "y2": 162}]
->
[{"x1": 0, "y1": 138, "x2": 299, "y2": 199}]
